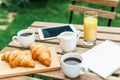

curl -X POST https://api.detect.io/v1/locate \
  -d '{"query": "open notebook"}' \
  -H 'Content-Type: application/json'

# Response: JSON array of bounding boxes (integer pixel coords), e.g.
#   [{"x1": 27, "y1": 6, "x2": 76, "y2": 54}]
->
[{"x1": 82, "y1": 40, "x2": 120, "y2": 78}]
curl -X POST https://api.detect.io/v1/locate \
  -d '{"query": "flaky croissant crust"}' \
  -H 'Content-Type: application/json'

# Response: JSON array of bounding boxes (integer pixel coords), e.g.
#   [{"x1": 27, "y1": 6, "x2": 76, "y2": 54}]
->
[
  {"x1": 30, "y1": 43, "x2": 51, "y2": 66},
  {"x1": 1, "y1": 50, "x2": 35, "y2": 68}
]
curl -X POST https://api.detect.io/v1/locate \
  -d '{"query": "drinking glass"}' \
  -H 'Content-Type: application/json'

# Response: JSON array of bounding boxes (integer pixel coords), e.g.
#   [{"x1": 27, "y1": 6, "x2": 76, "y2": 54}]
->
[{"x1": 84, "y1": 11, "x2": 98, "y2": 46}]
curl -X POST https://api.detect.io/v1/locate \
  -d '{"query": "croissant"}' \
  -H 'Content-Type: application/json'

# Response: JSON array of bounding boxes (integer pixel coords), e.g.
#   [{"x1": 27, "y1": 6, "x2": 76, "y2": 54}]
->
[
  {"x1": 1, "y1": 50, "x2": 35, "y2": 68},
  {"x1": 30, "y1": 43, "x2": 51, "y2": 66}
]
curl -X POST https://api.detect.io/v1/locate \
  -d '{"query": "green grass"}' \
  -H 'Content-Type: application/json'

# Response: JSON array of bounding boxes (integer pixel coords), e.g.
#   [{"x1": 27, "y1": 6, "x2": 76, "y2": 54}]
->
[
  {"x1": 26, "y1": 74, "x2": 54, "y2": 80},
  {"x1": 0, "y1": 21, "x2": 9, "y2": 25},
  {"x1": 0, "y1": 8, "x2": 8, "y2": 18},
  {"x1": 33, "y1": 75, "x2": 53, "y2": 80}
]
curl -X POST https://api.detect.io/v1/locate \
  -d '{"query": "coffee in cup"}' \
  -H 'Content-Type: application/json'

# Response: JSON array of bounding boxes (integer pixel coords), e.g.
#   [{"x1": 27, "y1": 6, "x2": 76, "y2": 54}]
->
[
  {"x1": 61, "y1": 52, "x2": 88, "y2": 78},
  {"x1": 20, "y1": 33, "x2": 33, "y2": 37},
  {"x1": 64, "y1": 57, "x2": 81, "y2": 65},
  {"x1": 12, "y1": 29, "x2": 35, "y2": 48}
]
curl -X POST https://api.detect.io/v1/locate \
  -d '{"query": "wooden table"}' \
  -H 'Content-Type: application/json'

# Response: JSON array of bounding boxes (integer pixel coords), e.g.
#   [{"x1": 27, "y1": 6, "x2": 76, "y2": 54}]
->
[{"x1": 1, "y1": 21, "x2": 120, "y2": 80}]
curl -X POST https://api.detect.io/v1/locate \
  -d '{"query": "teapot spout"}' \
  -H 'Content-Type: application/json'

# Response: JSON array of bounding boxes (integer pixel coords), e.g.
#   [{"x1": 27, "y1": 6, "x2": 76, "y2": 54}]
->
[{"x1": 57, "y1": 34, "x2": 63, "y2": 40}]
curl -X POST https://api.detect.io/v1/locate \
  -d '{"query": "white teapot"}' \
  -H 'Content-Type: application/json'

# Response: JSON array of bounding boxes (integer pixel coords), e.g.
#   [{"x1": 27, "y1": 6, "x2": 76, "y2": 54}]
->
[{"x1": 57, "y1": 31, "x2": 80, "y2": 52}]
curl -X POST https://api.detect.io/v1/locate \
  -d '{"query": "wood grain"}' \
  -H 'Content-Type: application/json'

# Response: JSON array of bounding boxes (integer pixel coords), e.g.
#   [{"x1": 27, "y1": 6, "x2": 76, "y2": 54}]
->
[
  {"x1": 32, "y1": 32, "x2": 120, "y2": 42},
  {"x1": 2, "y1": 21, "x2": 120, "y2": 80},
  {"x1": 73, "y1": 0, "x2": 119, "y2": 7},
  {"x1": 0, "y1": 51, "x2": 41, "y2": 80},
  {"x1": 0, "y1": 76, "x2": 41, "y2": 80},
  {"x1": 0, "y1": 47, "x2": 60, "y2": 78},
  {"x1": 31, "y1": 21, "x2": 120, "y2": 33},
  {"x1": 3, "y1": 46, "x2": 120, "y2": 75},
  {"x1": 35, "y1": 70, "x2": 120, "y2": 80},
  {"x1": 68, "y1": 4, "x2": 116, "y2": 19},
  {"x1": 29, "y1": 22, "x2": 120, "y2": 80}
]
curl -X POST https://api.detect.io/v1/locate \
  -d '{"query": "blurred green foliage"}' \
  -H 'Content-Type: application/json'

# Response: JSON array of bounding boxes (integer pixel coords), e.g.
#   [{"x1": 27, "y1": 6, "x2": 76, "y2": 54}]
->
[
  {"x1": 1, "y1": 0, "x2": 29, "y2": 8},
  {"x1": 0, "y1": 8, "x2": 8, "y2": 18}
]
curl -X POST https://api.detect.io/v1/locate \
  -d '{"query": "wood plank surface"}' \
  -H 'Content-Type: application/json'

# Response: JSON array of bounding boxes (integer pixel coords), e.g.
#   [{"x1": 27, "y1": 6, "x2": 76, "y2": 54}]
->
[
  {"x1": 35, "y1": 70, "x2": 120, "y2": 80},
  {"x1": 0, "y1": 47, "x2": 60, "y2": 78},
  {"x1": 2, "y1": 22, "x2": 120, "y2": 80},
  {"x1": 68, "y1": 4, "x2": 116, "y2": 19},
  {"x1": 32, "y1": 32, "x2": 120, "y2": 42},
  {"x1": 19, "y1": 29, "x2": 120, "y2": 48},
  {"x1": 73, "y1": 0, "x2": 119, "y2": 7},
  {"x1": 10, "y1": 22, "x2": 120, "y2": 69},
  {"x1": 4, "y1": 45, "x2": 120, "y2": 75},
  {"x1": 0, "y1": 51, "x2": 41, "y2": 80},
  {"x1": 31, "y1": 22, "x2": 120, "y2": 34},
  {"x1": 8, "y1": 41, "x2": 89, "y2": 54},
  {"x1": 0, "y1": 76, "x2": 41, "y2": 80},
  {"x1": 28, "y1": 24, "x2": 120, "y2": 44},
  {"x1": 30, "y1": 22, "x2": 120, "y2": 79},
  {"x1": 1, "y1": 47, "x2": 120, "y2": 80}
]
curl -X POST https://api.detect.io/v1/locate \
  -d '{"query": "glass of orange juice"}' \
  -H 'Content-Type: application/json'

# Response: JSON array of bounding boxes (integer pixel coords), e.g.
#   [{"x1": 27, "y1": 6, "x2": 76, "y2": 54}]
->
[{"x1": 84, "y1": 11, "x2": 98, "y2": 46}]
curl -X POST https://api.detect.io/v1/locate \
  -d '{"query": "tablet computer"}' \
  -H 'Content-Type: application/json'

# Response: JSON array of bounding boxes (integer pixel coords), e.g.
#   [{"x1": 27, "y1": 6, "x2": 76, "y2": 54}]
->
[{"x1": 38, "y1": 24, "x2": 78, "y2": 40}]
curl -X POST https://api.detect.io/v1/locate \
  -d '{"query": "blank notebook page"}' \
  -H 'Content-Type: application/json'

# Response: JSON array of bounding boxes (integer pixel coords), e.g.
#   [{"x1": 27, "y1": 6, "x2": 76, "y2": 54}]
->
[{"x1": 82, "y1": 40, "x2": 120, "y2": 78}]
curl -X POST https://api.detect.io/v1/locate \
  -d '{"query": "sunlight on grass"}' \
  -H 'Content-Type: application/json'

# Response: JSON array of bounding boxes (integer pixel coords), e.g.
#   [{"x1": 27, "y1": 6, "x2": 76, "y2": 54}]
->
[
  {"x1": 0, "y1": 8, "x2": 8, "y2": 18},
  {"x1": 0, "y1": 21, "x2": 9, "y2": 25}
]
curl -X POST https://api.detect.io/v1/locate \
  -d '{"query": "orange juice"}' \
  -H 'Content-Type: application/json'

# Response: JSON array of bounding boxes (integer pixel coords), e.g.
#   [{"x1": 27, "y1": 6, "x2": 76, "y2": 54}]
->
[{"x1": 84, "y1": 17, "x2": 97, "y2": 42}]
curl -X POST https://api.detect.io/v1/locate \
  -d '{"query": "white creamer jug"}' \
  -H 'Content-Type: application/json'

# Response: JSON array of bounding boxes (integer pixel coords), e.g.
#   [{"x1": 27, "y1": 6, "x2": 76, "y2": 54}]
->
[{"x1": 57, "y1": 31, "x2": 80, "y2": 52}]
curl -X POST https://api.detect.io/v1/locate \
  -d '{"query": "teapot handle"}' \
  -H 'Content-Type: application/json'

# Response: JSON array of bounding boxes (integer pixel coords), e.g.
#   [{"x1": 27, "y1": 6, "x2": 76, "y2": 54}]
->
[{"x1": 76, "y1": 30, "x2": 81, "y2": 39}]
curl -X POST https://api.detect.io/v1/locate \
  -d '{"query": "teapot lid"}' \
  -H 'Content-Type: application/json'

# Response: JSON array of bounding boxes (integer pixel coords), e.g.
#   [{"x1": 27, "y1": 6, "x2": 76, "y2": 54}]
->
[{"x1": 57, "y1": 31, "x2": 76, "y2": 39}]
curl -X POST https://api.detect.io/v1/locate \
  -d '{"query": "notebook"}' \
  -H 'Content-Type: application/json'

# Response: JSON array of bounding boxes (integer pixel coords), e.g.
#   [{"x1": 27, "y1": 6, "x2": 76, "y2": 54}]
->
[{"x1": 82, "y1": 40, "x2": 120, "y2": 78}]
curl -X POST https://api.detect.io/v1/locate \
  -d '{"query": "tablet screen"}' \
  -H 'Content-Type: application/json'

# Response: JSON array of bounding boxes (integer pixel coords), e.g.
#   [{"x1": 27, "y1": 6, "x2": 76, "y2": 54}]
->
[{"x1": 42, "y1": 25, "x2": 73, "y2": 38}]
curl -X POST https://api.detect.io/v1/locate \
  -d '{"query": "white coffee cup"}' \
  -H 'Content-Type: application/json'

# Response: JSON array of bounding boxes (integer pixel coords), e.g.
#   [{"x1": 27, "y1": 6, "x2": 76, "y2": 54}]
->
[
  {"x1": 61, "y1": 52, "x2": 88, "y2": 78},
  {"x1": 12, "y1": 29, "x2": 35, "y2": 48},
  {"x1": 57, "y1": 31, "x2": 80, "y2": 52}
]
